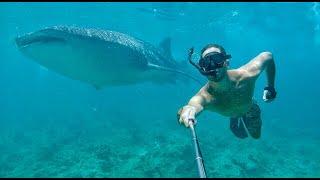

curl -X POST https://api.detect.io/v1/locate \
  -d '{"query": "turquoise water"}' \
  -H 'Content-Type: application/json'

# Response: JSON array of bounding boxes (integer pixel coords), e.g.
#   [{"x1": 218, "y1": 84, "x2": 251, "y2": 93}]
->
[{"x1": 0, "y1": 2, "x2": 319, "y2": 178}]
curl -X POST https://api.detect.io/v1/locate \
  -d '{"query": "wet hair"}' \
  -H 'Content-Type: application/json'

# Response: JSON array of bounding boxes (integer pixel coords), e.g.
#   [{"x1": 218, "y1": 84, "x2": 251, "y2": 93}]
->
[{"x1": 201, "y1": 44, "x2": 227, "y2": 57}]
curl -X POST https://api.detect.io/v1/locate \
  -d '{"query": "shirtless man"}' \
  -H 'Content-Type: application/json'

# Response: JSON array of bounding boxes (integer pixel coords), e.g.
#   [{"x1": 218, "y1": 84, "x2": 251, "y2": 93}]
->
[{"x1": 177, "y1": 44, "x2": 277, "y2": 139}]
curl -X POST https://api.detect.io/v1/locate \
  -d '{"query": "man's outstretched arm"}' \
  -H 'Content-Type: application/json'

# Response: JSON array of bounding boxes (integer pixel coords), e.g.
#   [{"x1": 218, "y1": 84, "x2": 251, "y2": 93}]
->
[{"x1": 177, "y1": 88, "x2": 209, "y2": 127}]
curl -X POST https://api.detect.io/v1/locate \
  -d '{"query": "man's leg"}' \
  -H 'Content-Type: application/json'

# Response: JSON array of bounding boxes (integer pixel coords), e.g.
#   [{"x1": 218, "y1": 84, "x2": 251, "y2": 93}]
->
[
  {"x1": 242, "y1": 101, "x2": 262, "y2": 139},
  {"x1": 230, "y1": 117, "x2": 249, "y2": 139}
]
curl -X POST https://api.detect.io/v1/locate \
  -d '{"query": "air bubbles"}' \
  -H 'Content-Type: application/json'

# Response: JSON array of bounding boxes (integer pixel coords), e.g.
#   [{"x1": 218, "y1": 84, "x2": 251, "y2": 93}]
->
[
  {"x1": 231, "y1": 11, "x2": 238, "y2": 16},
  {"x1": 311, "y1": 2, "x2": 319, "y2": 16}
]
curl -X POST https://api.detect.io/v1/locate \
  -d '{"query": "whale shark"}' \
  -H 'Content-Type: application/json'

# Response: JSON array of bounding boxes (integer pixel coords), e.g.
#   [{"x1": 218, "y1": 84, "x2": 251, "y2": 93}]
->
[{"x1": 15, "y1": 25, "x2": 202, "y2": 89}]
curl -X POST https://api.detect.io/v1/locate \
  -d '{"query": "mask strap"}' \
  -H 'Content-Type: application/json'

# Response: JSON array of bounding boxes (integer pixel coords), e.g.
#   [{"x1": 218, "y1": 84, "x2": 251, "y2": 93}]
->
[{"x1": 225, "y1": 54, "x2": 232, "y2": 59}]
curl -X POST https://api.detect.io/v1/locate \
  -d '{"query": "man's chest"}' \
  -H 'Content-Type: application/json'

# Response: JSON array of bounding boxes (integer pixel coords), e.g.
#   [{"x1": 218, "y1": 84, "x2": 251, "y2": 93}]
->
[{"x1": 207, "y1": 82, "x2": 256, "y2": 117}]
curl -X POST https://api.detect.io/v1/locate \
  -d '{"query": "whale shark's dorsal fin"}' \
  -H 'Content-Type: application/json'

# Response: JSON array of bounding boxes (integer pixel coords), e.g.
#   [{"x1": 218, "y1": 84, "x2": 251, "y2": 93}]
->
[
  {"x1": 159, "y1": 37, "x2": 173, "y2": 60},
  {"x1": 93, "y1": 84, "x2": 102, "y2": 90}
]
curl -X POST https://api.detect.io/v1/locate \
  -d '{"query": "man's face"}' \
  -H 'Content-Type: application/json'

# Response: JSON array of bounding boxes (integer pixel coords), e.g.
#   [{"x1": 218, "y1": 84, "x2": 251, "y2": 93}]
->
[{"x1": 201, "y1": 47, "x2": 229, "y2": 82}]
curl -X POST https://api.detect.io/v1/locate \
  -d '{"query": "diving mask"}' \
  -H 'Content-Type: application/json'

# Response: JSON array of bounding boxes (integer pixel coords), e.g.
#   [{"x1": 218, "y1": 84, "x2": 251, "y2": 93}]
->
[{"x1": 188, "y1": 47, "x2": 232, "y2": 76}]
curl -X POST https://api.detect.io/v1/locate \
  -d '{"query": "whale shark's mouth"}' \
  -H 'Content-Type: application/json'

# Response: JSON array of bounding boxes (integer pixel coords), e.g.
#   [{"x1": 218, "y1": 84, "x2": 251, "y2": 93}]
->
[{"x1": 16, "y1": 34, "x2": 66, "y2": 49}]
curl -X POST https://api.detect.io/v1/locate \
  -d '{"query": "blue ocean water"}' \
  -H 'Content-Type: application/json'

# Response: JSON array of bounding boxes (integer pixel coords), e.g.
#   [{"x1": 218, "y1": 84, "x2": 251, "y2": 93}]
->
[{"x1": 0, "y1": 2, "x2": 319, "y2": 178}]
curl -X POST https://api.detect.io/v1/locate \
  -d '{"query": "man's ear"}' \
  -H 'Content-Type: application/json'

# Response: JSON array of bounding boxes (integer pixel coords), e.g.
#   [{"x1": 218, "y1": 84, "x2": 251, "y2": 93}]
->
[{"x1": 225, "y1": 60, "x2": 230, "y2": 67}]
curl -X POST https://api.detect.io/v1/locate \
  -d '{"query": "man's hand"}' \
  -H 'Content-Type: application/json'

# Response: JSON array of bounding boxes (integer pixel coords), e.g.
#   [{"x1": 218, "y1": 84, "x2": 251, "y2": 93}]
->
[
  {"x1": 263, "y1": 86, "x2": 277, "y2": 103},
  {"x1": 177, "y1": 105, "x2": 197, "y2": 128}
]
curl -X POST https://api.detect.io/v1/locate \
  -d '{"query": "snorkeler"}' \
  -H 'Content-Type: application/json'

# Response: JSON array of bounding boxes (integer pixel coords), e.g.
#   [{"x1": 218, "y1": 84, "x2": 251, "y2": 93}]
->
[{"x1": 177, "y1": 44, "x2": 277, "y2": 139}]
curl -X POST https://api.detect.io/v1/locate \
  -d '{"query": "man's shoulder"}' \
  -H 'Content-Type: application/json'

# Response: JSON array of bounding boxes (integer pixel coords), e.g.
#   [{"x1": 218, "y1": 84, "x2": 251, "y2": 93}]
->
[
  {"x1": 228, "y1": 69, "x2": 245, "y2": 80},
  {"x1": 231, "y1": 51, "x2": 272, "y2": 80},
  {"x1": 198, "y1": 83, "x2": 213, "y2": 98},
  {"x1": 229, "y1": 68, "x2": 258, "y2": 84}
]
